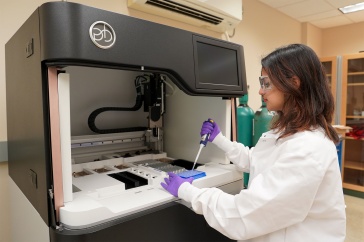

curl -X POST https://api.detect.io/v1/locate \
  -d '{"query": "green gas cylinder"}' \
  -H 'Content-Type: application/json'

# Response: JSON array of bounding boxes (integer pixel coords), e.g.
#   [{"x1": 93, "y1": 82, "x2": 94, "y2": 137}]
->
[
  {"x1": 243, "y1": 98, "x2": 274, "y2": 188},
  {"x1": 236, "y1": 94, "x2": 254, "y2": 189},
  {"x1": 237, "y1": 94, "x2": 254, "y2": 147},
  {"x1": 253, "y1": 98, "x2": 274, "y2": 146}
]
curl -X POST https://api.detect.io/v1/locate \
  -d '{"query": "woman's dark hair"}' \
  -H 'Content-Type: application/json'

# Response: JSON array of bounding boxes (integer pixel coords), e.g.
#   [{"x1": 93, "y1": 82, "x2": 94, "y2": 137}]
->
[{"x1": 261, "y1": 43, "x2": 339, "y2": 143}]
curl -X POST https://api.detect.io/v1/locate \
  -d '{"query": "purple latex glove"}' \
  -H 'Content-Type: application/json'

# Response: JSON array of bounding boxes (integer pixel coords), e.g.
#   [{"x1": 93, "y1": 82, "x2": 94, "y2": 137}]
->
[
  {"x1": 200, "y1": 118, "x2": 221, "y2": 142},
  {"x1": 161, "y1": 172, "x2": 193, "y2": 197}
]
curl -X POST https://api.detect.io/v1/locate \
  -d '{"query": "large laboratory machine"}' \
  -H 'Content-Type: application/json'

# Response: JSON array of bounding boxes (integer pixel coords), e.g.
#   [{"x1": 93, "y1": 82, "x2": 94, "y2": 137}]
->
[{"x1": 6, "y1": 2, "x2": 247, "y2": 241}]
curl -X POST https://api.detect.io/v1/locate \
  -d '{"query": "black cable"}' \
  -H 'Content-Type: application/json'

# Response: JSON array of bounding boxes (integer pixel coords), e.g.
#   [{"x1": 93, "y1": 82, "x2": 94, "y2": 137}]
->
[{"x1": 87, "y1": 76, "x2": 147, "y2": 134}]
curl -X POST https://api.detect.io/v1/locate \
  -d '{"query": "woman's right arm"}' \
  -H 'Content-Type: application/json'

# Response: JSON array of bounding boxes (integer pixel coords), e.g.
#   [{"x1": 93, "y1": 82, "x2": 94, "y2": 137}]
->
[{"x1": 213, "y1": 133, "x2": 252, "y2": 172}]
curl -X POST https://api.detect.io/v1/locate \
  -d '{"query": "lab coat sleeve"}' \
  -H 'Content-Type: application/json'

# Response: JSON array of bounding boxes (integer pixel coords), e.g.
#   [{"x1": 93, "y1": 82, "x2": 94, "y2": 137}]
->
[
  {"x1": 213, "y1": 133, "x2": 252, "y2": 172},
  {"x1": 178, "y1": 183, "x2": 248, "y2": 239},
  {"x1": 178, "y1": 150, "x2": 326, "y2": 240}
]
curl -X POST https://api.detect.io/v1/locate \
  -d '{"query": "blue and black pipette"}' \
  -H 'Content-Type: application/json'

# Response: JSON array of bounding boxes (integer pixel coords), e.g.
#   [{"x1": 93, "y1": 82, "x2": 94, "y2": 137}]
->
[{"x1": 191, "y1": 119, "x2": 214, "y2": 170}]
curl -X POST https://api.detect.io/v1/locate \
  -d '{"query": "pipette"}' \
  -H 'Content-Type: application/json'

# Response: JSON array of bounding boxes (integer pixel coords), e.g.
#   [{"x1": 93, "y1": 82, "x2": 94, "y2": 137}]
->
[
  {"x1": 191, "y1": 119, "x2": 214, "y2": 170},
  {"x1": 191, "y1": 133, "x2": 209, "y2": 170}
]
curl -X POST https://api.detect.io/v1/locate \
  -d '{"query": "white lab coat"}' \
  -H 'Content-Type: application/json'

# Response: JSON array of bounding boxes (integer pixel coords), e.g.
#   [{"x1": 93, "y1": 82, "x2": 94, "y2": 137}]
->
[{"x1": 178, "y1": 128, "x2": 346, "y2": 242}]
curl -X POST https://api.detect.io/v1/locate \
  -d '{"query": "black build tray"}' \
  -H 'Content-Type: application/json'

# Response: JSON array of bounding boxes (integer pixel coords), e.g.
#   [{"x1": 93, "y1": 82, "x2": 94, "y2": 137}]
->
[
  {"x1": 170, "y1": 159, "x2": 203, "y2": 170},
  {"x1": 108, "y1": 171, "x2": 148, "y2": 189}
]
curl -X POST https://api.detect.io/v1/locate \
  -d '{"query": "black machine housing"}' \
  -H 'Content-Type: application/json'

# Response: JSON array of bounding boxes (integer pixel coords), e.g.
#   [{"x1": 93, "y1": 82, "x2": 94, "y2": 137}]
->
[{"x1": 6, "y1": 2, "x2": 247, "y2": 241}]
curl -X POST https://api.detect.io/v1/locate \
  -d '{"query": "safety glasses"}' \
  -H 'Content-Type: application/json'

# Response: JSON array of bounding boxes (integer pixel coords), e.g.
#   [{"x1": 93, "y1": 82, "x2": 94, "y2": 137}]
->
[{"x1": 259, "y1": 76, "x2": 273, "y2": 92}]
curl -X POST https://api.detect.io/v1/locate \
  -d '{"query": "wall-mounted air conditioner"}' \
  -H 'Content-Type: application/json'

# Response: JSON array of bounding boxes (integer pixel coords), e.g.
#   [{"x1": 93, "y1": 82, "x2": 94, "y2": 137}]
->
[{"x1": 127, "y1": 0, "x2": 243, "y2": 33}]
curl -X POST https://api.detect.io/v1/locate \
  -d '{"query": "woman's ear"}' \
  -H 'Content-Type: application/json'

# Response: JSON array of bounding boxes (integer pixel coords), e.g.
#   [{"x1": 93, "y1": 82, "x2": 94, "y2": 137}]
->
[{"x1": 292, "y1": 76, "x2": 300, "y2": 89}]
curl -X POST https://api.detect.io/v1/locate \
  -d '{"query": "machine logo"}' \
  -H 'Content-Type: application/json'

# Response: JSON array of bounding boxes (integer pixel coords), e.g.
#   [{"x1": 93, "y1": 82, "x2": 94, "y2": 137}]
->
[{"x1": 89, "y1": 21, "x2": 116, "y2": 49}]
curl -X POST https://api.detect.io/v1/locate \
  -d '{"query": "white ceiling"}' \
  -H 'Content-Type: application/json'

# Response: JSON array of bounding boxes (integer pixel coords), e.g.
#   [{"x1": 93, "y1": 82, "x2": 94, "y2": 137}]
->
[{"x1": 258, "y1": 0, "x2": 364, "y2": 28}]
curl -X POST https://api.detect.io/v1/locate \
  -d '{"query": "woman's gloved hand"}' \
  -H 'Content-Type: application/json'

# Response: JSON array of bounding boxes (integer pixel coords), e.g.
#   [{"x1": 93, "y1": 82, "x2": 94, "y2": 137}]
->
[
  {"x1": 200, "y1": 118, "x2": 221, "y2": 142},
  {"x1": 161, "y1": 172, "x2": 193, "y2": 197}
]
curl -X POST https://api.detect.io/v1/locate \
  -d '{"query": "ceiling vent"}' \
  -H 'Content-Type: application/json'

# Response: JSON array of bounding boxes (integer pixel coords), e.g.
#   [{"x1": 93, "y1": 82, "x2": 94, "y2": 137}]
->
[{"x1": 128, "y1": 0, "x2": 242, "y2": 32}]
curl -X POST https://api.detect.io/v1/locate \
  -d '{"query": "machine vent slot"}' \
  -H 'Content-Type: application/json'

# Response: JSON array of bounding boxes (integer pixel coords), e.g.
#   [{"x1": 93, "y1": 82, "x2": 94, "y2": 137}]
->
[
  {"x1": 146, "y1": 0, "x2": 223, "y2": 25},
  {"x1": 108, "y1": 171, "x2": 148, "y2": 189}
]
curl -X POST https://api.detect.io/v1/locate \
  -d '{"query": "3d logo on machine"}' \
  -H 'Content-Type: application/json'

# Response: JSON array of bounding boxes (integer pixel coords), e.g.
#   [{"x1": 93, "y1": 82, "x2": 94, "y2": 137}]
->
[{"x1": 89, "y1": 21, "x2": 116, "y2": 49}]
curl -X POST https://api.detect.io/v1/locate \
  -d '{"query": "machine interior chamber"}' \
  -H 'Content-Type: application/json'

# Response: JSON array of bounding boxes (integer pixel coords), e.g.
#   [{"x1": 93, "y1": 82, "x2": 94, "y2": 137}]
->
[
  {"x1": 50, "y1": 65, "x2": 238, "y2": 229},
  {"x1": 64, "y1": 66, "x2": 210, "y2": 181}
]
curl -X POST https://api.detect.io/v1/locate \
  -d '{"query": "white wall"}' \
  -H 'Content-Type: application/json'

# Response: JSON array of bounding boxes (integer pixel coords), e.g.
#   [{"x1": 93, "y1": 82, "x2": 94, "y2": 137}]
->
[
  {"x1": 322, "y1": 22, "x2": 364, "y2": 56},
  {"x1": 302, "y1": 23, "x2": 323, "y2": 57},
  {"x1": 234, "y1": 0, "x2": 302, "y2": 110}
]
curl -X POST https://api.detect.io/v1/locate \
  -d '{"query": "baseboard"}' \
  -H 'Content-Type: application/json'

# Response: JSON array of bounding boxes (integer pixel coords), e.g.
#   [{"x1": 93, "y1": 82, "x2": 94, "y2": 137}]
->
[
  {"x1": 0, "y1": 141, "x2": 8, "y2": 162},
  {"x1": 343, "y1": 188, "x2": 364, "y2": 199}
]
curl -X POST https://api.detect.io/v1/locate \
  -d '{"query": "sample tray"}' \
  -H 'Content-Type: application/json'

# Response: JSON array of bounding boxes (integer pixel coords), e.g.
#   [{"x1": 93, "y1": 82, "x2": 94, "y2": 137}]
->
[{"x1": 178, "y1": 170, "x2": 206, "y2": 180}]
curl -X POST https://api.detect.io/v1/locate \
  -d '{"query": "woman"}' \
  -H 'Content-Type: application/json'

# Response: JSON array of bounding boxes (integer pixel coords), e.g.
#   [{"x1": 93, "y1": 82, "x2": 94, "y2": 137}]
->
[{"x1": 161, "y1": 44, "x2": 346, "y2": 242}]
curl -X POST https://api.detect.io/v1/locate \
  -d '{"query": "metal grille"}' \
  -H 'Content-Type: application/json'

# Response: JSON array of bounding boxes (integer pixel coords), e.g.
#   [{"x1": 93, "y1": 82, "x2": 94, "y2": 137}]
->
[{"x1": 146, "y1": 0, "x2": 223, "y2": 25}]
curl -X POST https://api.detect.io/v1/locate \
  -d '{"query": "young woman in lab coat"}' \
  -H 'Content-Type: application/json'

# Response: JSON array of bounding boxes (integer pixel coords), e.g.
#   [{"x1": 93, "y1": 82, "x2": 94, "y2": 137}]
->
[{"x1": 161, "y1": 43, "x2": 346, "y2": 242}]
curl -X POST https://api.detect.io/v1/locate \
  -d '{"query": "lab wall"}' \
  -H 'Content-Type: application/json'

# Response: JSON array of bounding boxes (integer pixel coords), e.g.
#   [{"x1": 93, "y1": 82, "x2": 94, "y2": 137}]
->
[
  {"x1": 322, "y1": 22, "x2": 364, "y2": 56},
  {"x1": 302, "y1": 23, "x2": 323, "y2": 57}
]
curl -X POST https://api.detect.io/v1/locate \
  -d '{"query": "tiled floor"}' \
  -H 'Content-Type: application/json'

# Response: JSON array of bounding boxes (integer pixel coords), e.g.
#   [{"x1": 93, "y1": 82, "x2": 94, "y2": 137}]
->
[
  {"x1": 345, "y1": 194, "x2": 364, "y2": 242},
  {"x1": 0, "y1": 162, "x2": 363, "y2": 242}
]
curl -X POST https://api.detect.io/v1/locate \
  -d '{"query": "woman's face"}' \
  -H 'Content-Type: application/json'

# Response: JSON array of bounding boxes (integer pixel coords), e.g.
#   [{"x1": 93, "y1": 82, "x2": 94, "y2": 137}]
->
[{"x1": 259, "y1": 69, "x2": 285, "y2": 112}]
